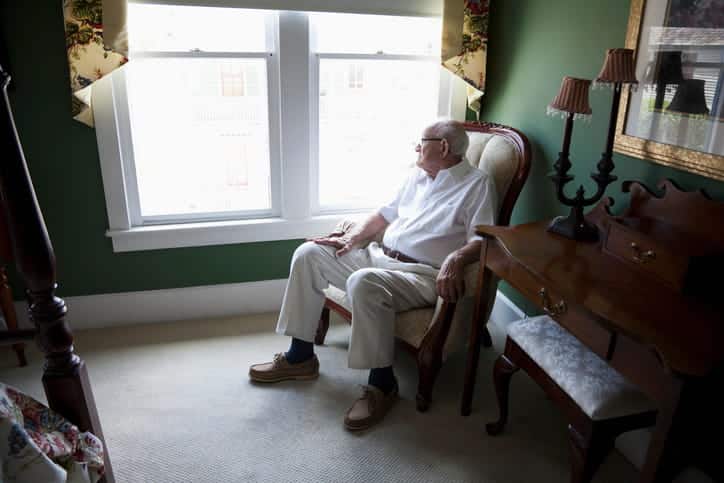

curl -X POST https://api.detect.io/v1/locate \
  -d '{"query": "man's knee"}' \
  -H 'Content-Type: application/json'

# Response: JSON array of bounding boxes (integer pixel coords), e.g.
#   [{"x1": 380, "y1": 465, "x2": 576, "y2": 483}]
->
[
  {"x1": 346, "y1": 268, "x2": 390, "y2": 303},
  {"x1": 291, "y1": 241, "x2": 331, "y2": 267}
]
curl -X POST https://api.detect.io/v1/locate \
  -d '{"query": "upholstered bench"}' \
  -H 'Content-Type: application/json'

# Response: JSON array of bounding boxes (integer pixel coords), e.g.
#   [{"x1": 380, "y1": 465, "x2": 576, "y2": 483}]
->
[{"x1": 486, "y1": 315, "x2": 657, "y2": 483}]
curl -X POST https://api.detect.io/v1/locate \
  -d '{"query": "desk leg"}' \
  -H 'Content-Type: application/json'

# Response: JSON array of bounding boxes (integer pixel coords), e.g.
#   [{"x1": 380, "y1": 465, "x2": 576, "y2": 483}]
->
[
  {"x1": 640, "y1": 376, "x2": 686, "y2": 483},
  {"x1": 461, "y1": 239, "x2": 494, "y2": 416}
]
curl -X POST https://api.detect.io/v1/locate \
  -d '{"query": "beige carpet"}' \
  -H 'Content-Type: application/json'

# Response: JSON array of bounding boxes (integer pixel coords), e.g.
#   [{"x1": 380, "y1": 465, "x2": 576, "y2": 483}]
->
[{"x1": 0, "y1": 313, "x2": 639, "y2": 483}]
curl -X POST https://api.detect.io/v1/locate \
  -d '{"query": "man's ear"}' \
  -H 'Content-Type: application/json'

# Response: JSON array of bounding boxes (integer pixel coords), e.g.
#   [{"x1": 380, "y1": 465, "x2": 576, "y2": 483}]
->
[{"x1": 440, "y1": 138, "x2": 450, "y2": 157}]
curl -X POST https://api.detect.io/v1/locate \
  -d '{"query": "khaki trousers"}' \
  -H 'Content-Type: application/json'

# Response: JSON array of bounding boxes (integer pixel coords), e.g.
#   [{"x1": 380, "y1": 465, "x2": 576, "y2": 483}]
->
[{"x1": 276, "y1": 241, "x2": 438, "y2": 369}]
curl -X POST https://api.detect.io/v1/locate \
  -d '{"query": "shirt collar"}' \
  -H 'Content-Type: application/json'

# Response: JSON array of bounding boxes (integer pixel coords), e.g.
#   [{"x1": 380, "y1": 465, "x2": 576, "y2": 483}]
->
[
  {"x1": 416, "y1": 158, "x2": 473, "y2": 183},
  {"x1": 440, "y1": 158, "x2": 473, "y2": 182}
]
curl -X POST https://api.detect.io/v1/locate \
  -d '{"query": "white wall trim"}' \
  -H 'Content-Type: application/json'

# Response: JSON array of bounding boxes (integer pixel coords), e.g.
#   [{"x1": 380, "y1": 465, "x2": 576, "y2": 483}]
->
[
  {"x1": 14, "y1": 285, "x2": 523, "y2": 332},
  {"x1": 489, "y1": 289, "x2": 527, "y2": 330},
  {"x1": 106, "y1": 214, "x2": 365, "y2": 252},
  {"x1": 14, "y1": 279, "x2": 289, "y2": 330}
]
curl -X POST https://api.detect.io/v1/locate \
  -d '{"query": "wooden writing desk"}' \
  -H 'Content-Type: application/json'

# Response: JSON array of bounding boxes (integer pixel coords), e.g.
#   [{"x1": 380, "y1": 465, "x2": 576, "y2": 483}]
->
[{"x1": 462, "y1": 180, "x2": 724, "y2": 482}]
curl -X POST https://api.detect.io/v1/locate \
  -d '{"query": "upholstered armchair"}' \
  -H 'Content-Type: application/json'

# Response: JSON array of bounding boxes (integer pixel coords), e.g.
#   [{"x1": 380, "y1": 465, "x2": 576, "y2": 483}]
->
[{"x1": 314, "y1": 121, "x2": 531, "y2": 412}]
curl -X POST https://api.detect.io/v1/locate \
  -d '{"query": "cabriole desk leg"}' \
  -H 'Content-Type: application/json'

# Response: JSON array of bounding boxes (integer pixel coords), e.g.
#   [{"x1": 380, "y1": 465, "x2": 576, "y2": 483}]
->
[
  {"x1": 461, "y1": 238, "x2": 494, "y2": 416},
  {"x1": 640, "y1": 376, "x2": 691, "y2": 483}
]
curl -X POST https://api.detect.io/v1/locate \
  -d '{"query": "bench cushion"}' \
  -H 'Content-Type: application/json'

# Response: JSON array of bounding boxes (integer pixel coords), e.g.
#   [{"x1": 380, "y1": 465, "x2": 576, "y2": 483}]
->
[{"x1": 507, "y1": 315, "x2": 655, "y2": 420}]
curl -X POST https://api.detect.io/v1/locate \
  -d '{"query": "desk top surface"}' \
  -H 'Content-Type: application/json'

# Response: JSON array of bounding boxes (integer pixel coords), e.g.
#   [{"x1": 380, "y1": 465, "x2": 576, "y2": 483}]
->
[{"x1": 476, "y1": 219, "x2": 723, "y2": 377}]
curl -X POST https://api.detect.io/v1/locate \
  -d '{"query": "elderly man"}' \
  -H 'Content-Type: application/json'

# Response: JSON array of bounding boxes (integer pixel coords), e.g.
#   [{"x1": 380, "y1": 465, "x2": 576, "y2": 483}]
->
[{"x1": 249, "y1": 120, "x2": 497, "y2": 430}]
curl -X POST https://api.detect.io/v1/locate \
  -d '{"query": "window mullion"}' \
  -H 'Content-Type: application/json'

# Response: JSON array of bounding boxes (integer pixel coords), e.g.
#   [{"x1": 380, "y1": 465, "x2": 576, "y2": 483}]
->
[
  {"x1": 278, "y1": 11, "x2": 311, "y2": 220},
  {"x1": 266, "y1": 13, "x2": 282, "y2": 216},
  {"x1": 309, "y1": 52, "x2": 321, "y2": 215}
]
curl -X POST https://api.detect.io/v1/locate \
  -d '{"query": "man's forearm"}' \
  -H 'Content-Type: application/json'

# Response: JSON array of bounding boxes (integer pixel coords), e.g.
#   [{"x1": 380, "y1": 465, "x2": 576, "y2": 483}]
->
[
  {"x1": 449, "y1": 239, "x2": 483, "y2": 266},
  {"x1": 346, "y1": 212, "x2": 389, "y2": 245}
]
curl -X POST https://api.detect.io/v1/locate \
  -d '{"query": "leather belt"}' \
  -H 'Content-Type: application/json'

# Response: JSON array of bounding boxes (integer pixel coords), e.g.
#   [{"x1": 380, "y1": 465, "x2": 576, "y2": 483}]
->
[{"x1": 381, "y1": 244, "x2": 420, "y2": 264}]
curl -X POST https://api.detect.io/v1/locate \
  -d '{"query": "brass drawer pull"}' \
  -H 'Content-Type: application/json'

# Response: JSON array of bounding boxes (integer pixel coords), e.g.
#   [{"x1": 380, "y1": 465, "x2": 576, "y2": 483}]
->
[
  {"x1": 630, "y1": 242, "x2": 656, "y2": 264},
  {"x1": 539, "y1": 288, "x2": 567, "y2": 316}
]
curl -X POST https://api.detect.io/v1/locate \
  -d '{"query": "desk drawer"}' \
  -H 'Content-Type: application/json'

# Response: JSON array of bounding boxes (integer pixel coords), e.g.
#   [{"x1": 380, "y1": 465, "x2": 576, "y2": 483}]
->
[
  {"x1": 507, "y1": 265, "x2": 613, "y2": 359},
  {"x1": 604, "y1": 221, "x2": 688, "y2": 290}
]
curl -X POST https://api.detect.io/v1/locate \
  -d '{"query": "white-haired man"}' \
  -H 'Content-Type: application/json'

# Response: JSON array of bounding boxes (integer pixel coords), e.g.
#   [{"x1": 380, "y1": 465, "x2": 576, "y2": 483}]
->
[{"x1": 250, "y1": 120, "x2": 497, "y2": 430}]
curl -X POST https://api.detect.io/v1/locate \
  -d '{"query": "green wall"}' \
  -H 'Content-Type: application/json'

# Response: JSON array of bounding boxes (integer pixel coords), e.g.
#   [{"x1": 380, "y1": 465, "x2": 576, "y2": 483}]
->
[
  {"x1": 481, "y1": 0, "x2": 724, "y2": 313},
  {"x1": 2, "y1": 1, "x2": 723, "y2": 304},
  {"x1": 1, "y1": 1, "x2": 300, "y2": 298}
]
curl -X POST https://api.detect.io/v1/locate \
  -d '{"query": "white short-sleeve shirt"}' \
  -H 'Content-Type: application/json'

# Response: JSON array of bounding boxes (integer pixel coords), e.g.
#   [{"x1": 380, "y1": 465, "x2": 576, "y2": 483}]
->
[{"x1": 378, "y1": 159, "x2": 497, "y2": 268}]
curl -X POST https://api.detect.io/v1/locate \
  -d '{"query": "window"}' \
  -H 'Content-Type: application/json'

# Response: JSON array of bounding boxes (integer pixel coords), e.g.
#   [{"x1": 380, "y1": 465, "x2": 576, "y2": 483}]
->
[
  {"x1": 94, "y1": 4, "x2": 462, "y2": 251},
  {"x1": 124, "y1": 5, "x2": 277, "y2": 223},
  {"x1": 310, "y1": 13, "x2": 444, "y2": 211}
]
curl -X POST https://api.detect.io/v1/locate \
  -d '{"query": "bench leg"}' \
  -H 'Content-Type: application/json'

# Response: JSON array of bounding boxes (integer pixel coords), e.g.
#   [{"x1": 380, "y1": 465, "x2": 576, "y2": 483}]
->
[
  {"x1": 486, "y1": 353, "x2": 519, "y2": 435},
  {"x1": 568, "y1": 424, "x2": 613, "y2": 483}
]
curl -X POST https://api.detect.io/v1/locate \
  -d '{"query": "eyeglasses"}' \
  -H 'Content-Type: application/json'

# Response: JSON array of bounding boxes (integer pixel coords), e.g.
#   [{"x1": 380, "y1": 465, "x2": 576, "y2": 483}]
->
[{"x1": 415, "y1": 137, "x2": 444, "y2": 148}]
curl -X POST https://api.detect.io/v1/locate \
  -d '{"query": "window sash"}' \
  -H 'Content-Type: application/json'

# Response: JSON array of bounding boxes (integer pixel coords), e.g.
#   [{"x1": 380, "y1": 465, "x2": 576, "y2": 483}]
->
[
  {"x1": 309, "y1": 52, "x2": 452, "y2": 214},
  {"x1": 117, "y1": 13, "x2": 281, "y2": 225}
]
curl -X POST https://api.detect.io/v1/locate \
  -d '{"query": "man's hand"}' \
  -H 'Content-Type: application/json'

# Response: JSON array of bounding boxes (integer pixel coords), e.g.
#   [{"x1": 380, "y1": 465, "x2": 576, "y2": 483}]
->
[
  {"x1": 307, "y1": 233, "x2": 358, "y2": 257},
  {"x1": 436, "y1": 252, "x2": 466, "y2": 302}
]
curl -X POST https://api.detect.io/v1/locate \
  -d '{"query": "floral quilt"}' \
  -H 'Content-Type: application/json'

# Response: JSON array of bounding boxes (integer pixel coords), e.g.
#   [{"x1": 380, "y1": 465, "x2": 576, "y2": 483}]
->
[{"x1": 0, "y1": 383, "x2": 104, "y2": 483}]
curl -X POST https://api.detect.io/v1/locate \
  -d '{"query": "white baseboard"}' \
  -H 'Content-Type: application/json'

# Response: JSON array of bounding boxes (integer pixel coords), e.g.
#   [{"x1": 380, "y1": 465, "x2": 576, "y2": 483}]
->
[
  {"x1": 489, "y1": 289, "x2": 526, "y2": 330},
  {"x1": 14, "y1": 279, "x2": 288, "y2": 331},
  {"x1": 14, "y1": 283, "x2": 521, "y2": 332}
]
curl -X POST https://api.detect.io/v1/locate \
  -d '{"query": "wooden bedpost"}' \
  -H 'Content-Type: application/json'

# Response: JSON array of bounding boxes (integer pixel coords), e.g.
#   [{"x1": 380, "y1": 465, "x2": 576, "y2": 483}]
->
[{"x1": 0, "y1": 64, "x2": 115, "y2": 482}]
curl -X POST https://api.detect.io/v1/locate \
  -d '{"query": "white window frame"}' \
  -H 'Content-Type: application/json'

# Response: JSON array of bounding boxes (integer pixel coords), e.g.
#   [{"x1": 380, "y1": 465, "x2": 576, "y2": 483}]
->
[{"x1": 94, "y1": 6, "x2": 465, "y2": 252}]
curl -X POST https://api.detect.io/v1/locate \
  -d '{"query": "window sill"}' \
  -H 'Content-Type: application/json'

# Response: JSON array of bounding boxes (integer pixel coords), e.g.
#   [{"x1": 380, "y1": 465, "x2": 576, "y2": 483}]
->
[{"x1": 106, "y1": 214, "x2": 367, "y2": 252}]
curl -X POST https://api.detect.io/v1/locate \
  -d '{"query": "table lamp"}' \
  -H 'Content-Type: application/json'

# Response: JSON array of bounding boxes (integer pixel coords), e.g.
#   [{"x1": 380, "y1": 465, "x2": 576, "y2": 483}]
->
[{"x1": 547, "y1": 48, "x2": 638, "y2": 242}]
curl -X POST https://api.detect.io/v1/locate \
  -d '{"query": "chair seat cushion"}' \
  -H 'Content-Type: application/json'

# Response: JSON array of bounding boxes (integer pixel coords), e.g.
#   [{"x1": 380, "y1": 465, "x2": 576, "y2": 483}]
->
[
  {"x1": 323, "y1": 285, "x2": 471, "y2": 357},
  {"x1": 507, "y1": 315, "x2": 655, "y2": 420},
  {"x1": 323, "y1": 285, "x2": 434, "y2": 349}
]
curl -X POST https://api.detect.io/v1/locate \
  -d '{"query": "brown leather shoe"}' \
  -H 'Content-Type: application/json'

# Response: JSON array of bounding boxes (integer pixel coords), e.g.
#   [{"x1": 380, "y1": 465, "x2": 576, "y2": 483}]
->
[
  {"x1": 249, "y1": 353, "x2": 319, "y2": 383},
  {"x1": 343, "y1": 383, "x2": 399, "y2": 431}
]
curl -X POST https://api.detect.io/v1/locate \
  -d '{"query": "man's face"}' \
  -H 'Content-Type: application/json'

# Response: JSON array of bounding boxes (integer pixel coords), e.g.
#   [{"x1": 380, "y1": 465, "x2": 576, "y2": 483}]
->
[{"x1": 415, "y1": 128, "x2": 444, "y2": 177}]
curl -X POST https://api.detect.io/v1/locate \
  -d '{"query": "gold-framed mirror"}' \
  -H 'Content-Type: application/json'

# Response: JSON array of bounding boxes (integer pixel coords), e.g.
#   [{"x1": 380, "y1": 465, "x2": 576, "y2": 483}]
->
[{"x1": 614, "y1": 0, "x2": 724, "y2": 181}]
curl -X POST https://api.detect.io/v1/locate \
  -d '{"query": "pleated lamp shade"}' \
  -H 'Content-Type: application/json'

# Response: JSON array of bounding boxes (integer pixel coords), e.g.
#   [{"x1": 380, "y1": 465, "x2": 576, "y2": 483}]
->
[
  {"x1": 596, "y1": 48, "x2": 638, "y2": 84},
  {"x1": 667, "y1": 79, "x2": 710, "y2": 115},
  {"x1": 548, "y1": 77, "x2": 592, "y2": 117}
]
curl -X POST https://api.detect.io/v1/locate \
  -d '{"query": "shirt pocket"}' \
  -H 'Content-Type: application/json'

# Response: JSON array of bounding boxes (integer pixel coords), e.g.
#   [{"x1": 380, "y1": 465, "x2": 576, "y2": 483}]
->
[{"x1": 421, "y1": 201, "x2": 461, "y2": 235}]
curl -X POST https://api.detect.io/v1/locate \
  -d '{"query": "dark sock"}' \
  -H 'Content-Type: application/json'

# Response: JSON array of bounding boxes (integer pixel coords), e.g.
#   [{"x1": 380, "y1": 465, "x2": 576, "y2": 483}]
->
[
  {"x1": 368, "y1": 366, "x2": 396, "y2": 394},
  {"x1": 284, "y1": 337, "x2": 314, "y2": 364}
]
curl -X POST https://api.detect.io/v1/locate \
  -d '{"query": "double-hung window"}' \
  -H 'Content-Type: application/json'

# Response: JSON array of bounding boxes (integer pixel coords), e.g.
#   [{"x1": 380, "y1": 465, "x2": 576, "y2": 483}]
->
[
  {"x1": 310, "y1": 13, "x2": 447, "y2": 212},
  {"x1": 94, "y1": 2, "x2": 463, "y2": 252},
  {"x1": 119, "y1": 5, "x2": 278, "y2": 223}
]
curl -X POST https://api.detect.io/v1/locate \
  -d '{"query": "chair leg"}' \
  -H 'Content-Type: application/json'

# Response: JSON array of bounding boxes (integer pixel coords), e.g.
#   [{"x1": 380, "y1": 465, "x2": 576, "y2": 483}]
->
[
  {"x1": 567, "y1": 424, "x2": 613, "y2": 483},
  {"x1": 481, "y1": 324, "x2": 493, "y2": 348},
  {"x1": 314, "y1": 307, "x2": 330, "y2": 346},
  {"x1": 416, "y1": 331, "x2": 445, "y2": 412},
  {"x1": 415, "y1": 349, "x2": 442, "y2": 413},
  {"x1": 485, "y1": 353, "x2": 519, "y2": 435}
]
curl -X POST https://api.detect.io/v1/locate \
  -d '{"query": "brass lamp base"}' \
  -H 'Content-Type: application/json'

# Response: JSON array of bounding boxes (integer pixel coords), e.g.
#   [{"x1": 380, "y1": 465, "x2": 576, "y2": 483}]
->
[{"x1": 547, "y1": 210, "x2": 599, "y2": 242}]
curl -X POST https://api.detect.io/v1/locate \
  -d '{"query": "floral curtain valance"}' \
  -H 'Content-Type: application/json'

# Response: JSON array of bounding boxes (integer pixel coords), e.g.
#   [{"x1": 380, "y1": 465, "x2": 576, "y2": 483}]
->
[
  {"x1": 442, "y1": 0, "x2": 489, "y2": 115},
  {"x1": 63, "y1": 0, "x2": 128, "y2": 127}
]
